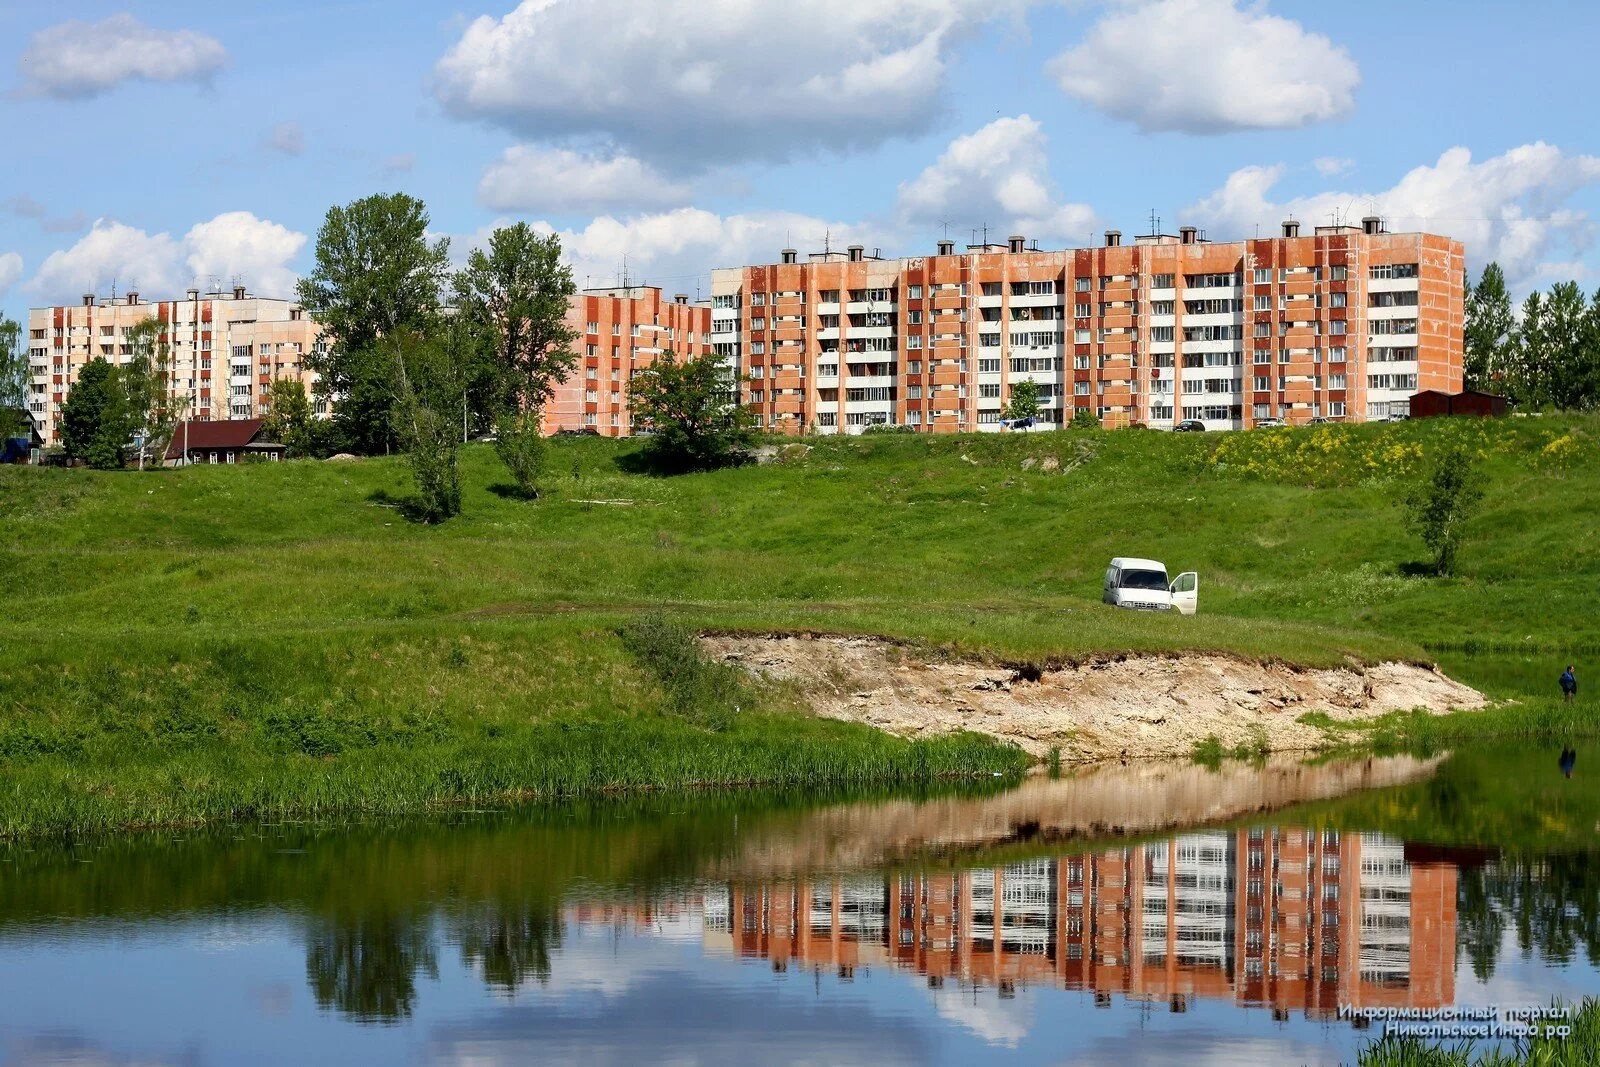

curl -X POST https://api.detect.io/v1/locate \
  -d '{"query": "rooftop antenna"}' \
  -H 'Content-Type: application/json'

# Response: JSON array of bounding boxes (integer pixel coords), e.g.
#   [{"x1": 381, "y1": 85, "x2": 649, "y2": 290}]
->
[
  {"x1": 109, "y1": 276, "x2": 118, "y2": 302},
  {"x1": 1147, "y1": 208, "x2": 1160, "y2": 236},
  {"x1": 938, "y1": 217, "x2": 954, "y2": 239}
]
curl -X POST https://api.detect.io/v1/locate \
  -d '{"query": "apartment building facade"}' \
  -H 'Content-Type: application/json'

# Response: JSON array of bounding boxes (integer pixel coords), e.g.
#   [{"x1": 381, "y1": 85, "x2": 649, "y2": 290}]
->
[
  {"x1": 709, "y1": 219, "x2": 1464, "y2": 434},
  {"x1": 544, "y1": 286, "x2": 714, "y2": 436},
  {"x1": 25, "y1": 286, "x2": 324, "y2": 446}
]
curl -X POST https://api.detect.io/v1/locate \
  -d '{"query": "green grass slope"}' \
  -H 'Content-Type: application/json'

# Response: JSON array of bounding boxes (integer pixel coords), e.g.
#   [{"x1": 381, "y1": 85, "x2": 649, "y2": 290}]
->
[{"x1": 0, "y1": 414, "x2": 1594, "y2": 836}]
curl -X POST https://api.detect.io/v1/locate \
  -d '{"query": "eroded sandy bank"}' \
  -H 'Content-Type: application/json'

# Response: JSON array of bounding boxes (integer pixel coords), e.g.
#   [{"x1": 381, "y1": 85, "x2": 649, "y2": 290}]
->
[{"x1": 704, "y1": 633, "x2": 1486, "y2": 761}]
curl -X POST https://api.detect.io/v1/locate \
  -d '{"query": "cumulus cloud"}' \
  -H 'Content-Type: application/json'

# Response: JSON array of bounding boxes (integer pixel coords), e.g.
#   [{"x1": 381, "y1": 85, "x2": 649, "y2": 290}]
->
[
  {"x1": 478, "y1": 146, "x2": 693, "y2": 213},
  {"x1": 896, "y1": 115, "x2": 1097, "y2": 242},
  {"x1": 27, "y1": 213, "x2": 306, "y2": 304},
  {"x1": 1314, "y1": 156, "x2": 1354, "y2": 177},
  {"x1": 0, "y1": 252, "x2": 23, "y2": 297},
  {"x1": 266, "y1": 120, "x2": 305, "y2": 156},
  {"x1": 1186, "y1": 143, "x2": 1600, "y2": 287},
  {"x1": 434, "y1": 0, "x2": 1030, "y2": 166},
  {"x1": 18, "y1": 14, "x2": 227, "y2": 100},
  {"x1": 1050, "y1": 0, "x2": 1359, "y2": 133}
]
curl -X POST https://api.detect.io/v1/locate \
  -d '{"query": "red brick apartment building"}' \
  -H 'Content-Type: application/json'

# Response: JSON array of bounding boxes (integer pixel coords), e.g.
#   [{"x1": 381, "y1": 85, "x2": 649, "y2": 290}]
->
[
  {"x1": 704, "y1": 828, "x2": 1456, "y2": 1019},
  {"x1": 710, "y1": 219, "x2": 1464, "y2": 433},
  {"x1": 544, "y1": 286, "x2": 714, "y2": 436}
]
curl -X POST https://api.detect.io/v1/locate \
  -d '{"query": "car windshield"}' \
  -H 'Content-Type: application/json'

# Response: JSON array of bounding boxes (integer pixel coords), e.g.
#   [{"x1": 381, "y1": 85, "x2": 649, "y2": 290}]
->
[{"x1": 1120, "y1": 569, "x2": 1168, "y2": 591}]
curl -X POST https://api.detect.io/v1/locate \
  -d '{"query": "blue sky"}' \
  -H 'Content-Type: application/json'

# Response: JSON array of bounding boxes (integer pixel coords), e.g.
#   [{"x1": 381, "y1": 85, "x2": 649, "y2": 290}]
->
[{"x1": 4, "y1": 0, "x2": 1599, "y2": 326}]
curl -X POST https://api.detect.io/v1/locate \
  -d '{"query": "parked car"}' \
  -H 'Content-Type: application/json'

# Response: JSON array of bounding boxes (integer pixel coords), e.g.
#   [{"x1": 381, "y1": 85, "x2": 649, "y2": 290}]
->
[
  {"x1": 1102, "y1": 557, "x2": 1199, "y2": 615},
  {"x1": 1254, "y1": 417, "x2": 1286, "y2": 429},
  {"x1": 1174, "y1": 419, "x2": 1206, "y2": 433},
  {"x1": 1384, "y1": 412, "x2": 1410, "y2": 422}
]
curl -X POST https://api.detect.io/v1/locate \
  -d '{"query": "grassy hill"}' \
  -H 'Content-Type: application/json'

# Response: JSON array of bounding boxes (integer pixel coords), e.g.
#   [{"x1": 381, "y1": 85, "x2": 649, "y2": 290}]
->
[{"x1": 1, "y1": 414, "x2": 1595, "y2": 837}]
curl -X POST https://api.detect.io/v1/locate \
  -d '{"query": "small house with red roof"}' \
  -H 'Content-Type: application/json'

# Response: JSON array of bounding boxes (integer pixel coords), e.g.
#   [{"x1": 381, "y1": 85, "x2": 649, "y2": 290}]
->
[{"x1": 164, "y1": 418, "x2": 286, "y2": 466}]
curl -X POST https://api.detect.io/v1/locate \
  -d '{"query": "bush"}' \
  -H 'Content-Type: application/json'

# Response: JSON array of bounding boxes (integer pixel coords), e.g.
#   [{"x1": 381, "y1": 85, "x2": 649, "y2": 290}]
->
[
  {"x1": 494, "y1": 411, "x2": 546, "y2": 498},
  {"x1": 618, "y1": 614, "x2": 745, "y2": 730},
  {"x1": 1404, "y1": 444, "x2": 1487, "y2": 575}
]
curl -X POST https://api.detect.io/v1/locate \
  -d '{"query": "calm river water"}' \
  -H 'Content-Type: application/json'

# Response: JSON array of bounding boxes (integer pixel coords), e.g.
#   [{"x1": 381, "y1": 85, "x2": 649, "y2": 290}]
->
[{"x1": 1, "y1": 744, "x2": 1595, "y2": 1066}]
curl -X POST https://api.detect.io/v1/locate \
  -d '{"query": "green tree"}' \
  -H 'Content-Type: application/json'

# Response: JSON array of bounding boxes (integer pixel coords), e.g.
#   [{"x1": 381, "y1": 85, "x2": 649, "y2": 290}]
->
[
  {"x1": 262, "y1": 378, "x2": 316, "y2": 456},
  {"x1": 1545, "y1": 280, "x2": 1593, "y2": 410},
  {"x1": 1071, "y1": 407, "x2": 1100, "y2": 430},
  {"x1": 1403, "y1": 444, "x2": 1487, "y2": 576},
  {"x1": 296, "y1": 193, "x2": 451, "y2": 454},
  {"x1": 0, "y1": 316, "x2": 28, "y2": 443},
  {"x1": 389, "y1": 329, "x2": 469, "y2": 522},
  {"x1": 59, "y1": 357, "x2": 135, "y2": 469},
  {"x1": 1508, "y1": 289, "x2": 1549, "y2": 409},
  {"x1": 122, "y1": 318, "x2": 185, "y2": 469},
  {"x1": 453, "y1": 223, "x2": 579, "y2": 497},
  {"x1": 1463, "y1": 262, "x2": 1513, "y2": 392},
  {"x1": 1005, "y1": 378, "x2": 1041, "y2": 426},
  {"x1": 628, "y1": 352, "x2": 755, "y2": 472}
]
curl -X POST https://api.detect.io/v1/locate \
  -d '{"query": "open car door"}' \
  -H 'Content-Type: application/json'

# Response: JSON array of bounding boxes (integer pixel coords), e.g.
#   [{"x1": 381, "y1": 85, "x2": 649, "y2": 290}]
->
[{"x1": 1169, "y1": 571, "x2": 1199, "y2": 615}]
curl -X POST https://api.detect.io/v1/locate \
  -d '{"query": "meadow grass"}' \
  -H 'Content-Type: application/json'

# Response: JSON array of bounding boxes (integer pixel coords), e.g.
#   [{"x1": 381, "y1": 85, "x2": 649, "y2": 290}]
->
[{"x1": 2, "y1": 414, "x2": 1596, "y2": 835}]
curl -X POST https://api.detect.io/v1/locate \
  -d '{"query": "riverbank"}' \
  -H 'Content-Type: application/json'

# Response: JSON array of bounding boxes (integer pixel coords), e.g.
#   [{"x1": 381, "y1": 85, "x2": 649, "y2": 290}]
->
[{"x1": 2, "y1": 416, "x2": 1597, "y2": 837}]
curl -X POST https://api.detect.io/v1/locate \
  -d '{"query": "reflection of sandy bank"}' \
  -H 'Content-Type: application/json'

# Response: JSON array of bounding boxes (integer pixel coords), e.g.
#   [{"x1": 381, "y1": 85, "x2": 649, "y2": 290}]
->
[{"x1": 705, "y1": 753, "x2": 1442, "y2": 879}]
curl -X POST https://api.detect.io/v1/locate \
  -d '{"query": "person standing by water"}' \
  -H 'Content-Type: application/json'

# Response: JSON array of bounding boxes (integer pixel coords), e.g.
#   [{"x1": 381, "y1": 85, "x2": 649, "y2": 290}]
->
[{"x1": 1560, "y1": 665, "x2": 1578, "y2": 703}]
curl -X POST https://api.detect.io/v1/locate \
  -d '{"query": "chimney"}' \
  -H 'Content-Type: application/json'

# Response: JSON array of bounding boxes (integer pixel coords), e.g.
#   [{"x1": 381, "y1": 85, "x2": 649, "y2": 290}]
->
[
  {"x1": 82, "y1": 293, "x2": 95, "y2": 307},
  {"x1": 1179, "y1": 226, "x2": 1197, "y2": 245},
  {"x1": 232, "y1": 285, "x2": 247, "y2": 300},
  {"x1": 126, "y1": 291, "x2": 139, "y2": 305},
  {"x1": 1281, "y1": 219, "x2": 1300, "y2": 238},
  {"x1": 674, "y1": 293, "x2": 687, "y2": 305},
  {"x1": 1104, "y1": 230, "x2": 1121, "y2": 247},
  {"x1": 937, "y1": 239, "x2": 955, "y2": 256},
  {"x1": 1008, "y1": 234, "x2": 1025, "y2": 254},
  {"x1": 1362, "y1": 215, "x2": 1383, "y2": 235},
  {"x1": 780, "y1": 248, "x2": 797, "y2": 264},
  {"x1": 187, "y1": 288, "x2": 200, "y2": 301},
  {"x1": 846, "y1": 244, "x2": 864, "y2": 262}
]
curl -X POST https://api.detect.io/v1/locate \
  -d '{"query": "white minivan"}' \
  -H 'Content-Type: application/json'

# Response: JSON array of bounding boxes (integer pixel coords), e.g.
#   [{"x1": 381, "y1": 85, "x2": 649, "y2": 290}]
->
[{"x1": 1102, "y1": 557, "x2": 1199, "y2": 615}]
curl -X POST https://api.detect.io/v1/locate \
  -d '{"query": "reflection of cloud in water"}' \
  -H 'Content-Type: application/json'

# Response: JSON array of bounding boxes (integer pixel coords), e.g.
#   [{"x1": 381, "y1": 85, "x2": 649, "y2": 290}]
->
[
  {"x1": 928, "y1": 985, "x2": 1035, "y2": 1047},
  {"x1": 1066, "y1": 1032, "x2": 1340, "y2": 1067},
  {"x1": 424, "y1": 965, "x2": 934, "y2": 1067},
  {"x1": 2, "y1": 1030, "x2": 202, "y2": 1067}
]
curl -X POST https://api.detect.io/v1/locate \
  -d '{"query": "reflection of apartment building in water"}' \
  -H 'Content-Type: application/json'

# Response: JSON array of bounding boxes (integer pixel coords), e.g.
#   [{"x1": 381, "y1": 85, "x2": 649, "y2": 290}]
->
[
  {"x1": 544, "y1": 287, "x2": 714, "y2": 437},
  {"x1": 709, "y1": 220, "x2": 1463, "y2": 434},
  {"x1": 25, "y1": 288, "x2": 325, "y2": 446},
  {"x1": 707, "y1": 828, "x2": 1456, "y2": 1019}
]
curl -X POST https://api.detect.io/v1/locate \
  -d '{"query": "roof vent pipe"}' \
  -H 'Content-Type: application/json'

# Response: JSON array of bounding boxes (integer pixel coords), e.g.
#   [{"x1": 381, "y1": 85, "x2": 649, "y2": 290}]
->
[
  {"x1": 232, "y1": 285, "x2": 247, "y2": 300},
  {"x1": 1282, "y1": 219, "x2": 1300, "y2": 238},
  {"x1": 1179, "y1": 226, "x2": 1197, "y2": 245},
  {"x1": 1361, "y1": 216, "x2": 1383, "y2": 236},
  {"x1": 674, "y1": 293, "x2": 687, "y2": 304},
  {"x1": 1104, "y1": 230, "x2": 1121, "y2": 247},
  {"x1": 846, "y1": 244, "x2": 863, "y2": 262},
  {"x1": 937, "y1": 239, "x2": 955, "y2": 256},
  {"x1": 82, "y1": 293, "x2": 95, "y2": 307},
  {"x1": 1008, "y1": 234, "x2": 1025, "y2": 254},
  {"x1": 780, "y1": 248, "x2": 797, "y2": 264}
]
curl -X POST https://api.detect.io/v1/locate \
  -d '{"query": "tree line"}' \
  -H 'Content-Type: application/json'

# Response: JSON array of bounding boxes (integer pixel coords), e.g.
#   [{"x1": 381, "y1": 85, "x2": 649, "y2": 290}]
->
[{"x1": 1464, "y1": 262, "x2": 1600, "y2": 409}]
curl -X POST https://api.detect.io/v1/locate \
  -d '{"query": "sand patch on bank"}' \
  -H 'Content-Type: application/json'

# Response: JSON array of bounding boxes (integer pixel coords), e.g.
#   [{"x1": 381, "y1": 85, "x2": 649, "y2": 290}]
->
[{"x1": 704, "y1": 634, "x2": 1486, "y2": 761}]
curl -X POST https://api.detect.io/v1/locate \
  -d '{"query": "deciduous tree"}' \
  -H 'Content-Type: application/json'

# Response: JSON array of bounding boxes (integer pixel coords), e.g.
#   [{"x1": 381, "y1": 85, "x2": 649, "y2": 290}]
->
[
  {"x1": 0, "y1": 316, "x2": 28, "y2": 443},
  {"x1": 628, "y1": 352, "x2": 755, "y2": 472},
  {"x1": 59, "y1": 357, "x2": 135, "y2": 469},
  {"x1": 1463, "y1": 262, "x2": 1512, "y2": 392}
]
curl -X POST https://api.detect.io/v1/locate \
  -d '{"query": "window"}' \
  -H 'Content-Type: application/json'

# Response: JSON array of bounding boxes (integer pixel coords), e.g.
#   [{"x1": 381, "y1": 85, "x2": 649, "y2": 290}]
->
[
  {"x1": 1329, "y1": 292, "x2": 1347, "y2": 308},
  {"x1": 1369, "y1": 263, "x2": 1419, "y2": 280},
  {"x1": 908, "y1": 285, "x2": 923, "y2": 299},
  {"x1": 1150, "y1": 300, "x2": 1174, "y2": 316},
  {"x1": 1185, "y1": 272, "x2": 1240, "y2": 289},
  {"x1": 979, "y1": 383, "x2": 1001, "y2": 399},
  {"x1": 1253, "y1": 295, "x2": 1271, "y2": 311},
  {"x1": 1150, "y1": 273, "x2": 1174, "y2": 289},
  {"x1": 1075, "y1": 278, "x2": 1090, "y2": 292}
]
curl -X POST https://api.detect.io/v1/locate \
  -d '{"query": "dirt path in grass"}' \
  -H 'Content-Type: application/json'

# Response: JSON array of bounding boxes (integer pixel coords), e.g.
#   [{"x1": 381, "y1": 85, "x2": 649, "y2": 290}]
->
[{"x1": 703, "y1": 633, "x2": 1486, "y2": 761}]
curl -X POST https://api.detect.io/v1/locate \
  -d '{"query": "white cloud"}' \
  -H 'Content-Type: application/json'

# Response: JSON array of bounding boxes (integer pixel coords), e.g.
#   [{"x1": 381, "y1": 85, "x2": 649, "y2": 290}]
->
[
  {"x1": 27, "y1": 213, "x2": 306, "y2": 304},
  {"x1": 434, "y1": 0, "x2": 1030, "y2": 166},
  {"x1": 18, "y1": 14, "x2": 227, "y2": 100},
  {"x1": 183, "y1": 212, "x2": 307, "y2": 298},
  {"x1": 0, "y1": 253, "x2": 23, "y2": 297},
  {"x1": 266, "y1": 120, "x2": 305, "y2": 156},
  {"x1": 1314, "y1": 156, "x2": 1354, "y2": 177},
  {"x1": 478, "y1": 146, "x2": 693, "y2": 213},
  {"x1": 382, "y1": 153, "x2": 416, "y2": 175},
  {"x1": 1050, "y1": 0, "x2": 1359, "y2": 133},
  {"x1": 896, "y1": 115, "x2": 1097, "y2": 242},
  {"x1": 1186, "y1": 143, "x2": 1600, "y2": 287}
]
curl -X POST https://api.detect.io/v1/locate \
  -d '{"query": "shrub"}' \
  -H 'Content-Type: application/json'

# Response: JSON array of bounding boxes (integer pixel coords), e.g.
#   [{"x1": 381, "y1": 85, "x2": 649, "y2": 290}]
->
[
  {"x1": 1403, "y1": 444, "x2": 1487, "y2": 576},
  {"x1": 494, "y1": 411, "x2": 546, "y2": 498}
]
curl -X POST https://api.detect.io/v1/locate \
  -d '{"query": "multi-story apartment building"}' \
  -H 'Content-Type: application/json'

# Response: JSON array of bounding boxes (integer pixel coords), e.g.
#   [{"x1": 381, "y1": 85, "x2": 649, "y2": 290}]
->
[
  {"x1": 544, "y1": 286, "x2": 714, "y2": 436},
  {"x1": 706, "y1": 826, "x2": 1457, "y2": 1019},
  {"x1": 710, "y1": 218, "x2": 1464, "y2": 434},
  {"x1": 25, "y1": 286, "x2": 324, "y2": 445}
]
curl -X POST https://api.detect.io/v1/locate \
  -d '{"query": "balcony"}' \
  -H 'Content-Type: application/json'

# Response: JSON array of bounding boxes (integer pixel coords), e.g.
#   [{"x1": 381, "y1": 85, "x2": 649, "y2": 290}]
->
[{"x1": 845, "y1": 300, "x2": 896, "y2": 315}]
